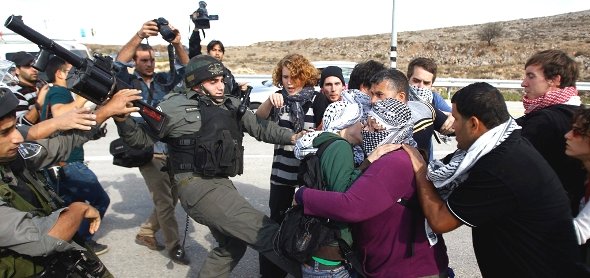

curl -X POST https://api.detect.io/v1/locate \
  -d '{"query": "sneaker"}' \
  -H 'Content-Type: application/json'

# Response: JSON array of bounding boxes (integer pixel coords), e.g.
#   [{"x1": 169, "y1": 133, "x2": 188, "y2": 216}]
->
[
  {"x1": 85, "y1": 239, "x2": 109, "y2": 256},
  {"x1": 135, "y1": 235, "x2": 165, "y2": 251}
]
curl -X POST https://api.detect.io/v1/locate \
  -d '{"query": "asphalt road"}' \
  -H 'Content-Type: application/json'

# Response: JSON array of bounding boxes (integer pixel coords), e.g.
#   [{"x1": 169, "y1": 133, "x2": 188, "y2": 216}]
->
[{"x1": 85, "y1": 102, "x2": 525, "y2": 277}]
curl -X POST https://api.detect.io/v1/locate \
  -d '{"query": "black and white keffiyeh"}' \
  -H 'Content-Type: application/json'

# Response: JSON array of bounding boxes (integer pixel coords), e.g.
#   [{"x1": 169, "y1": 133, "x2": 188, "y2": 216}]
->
[
  {"x1": 294, "y1": 101, "x2": 363, "y2": 160},
  {"x1": 341, "y1": 89, "x2": 371, "y2": 122},
  {"x1": 427, "y1": 117, "x2": 521, "y2": 199},
  {"x1": 409, "y1": 86, "x2": 434, "y2": 104},
  {"x1": 361, "y1": 99, "x2": 416, "y2": 154},
  {"x1": 273, "y1": 86, "x2": 316, "y2": 132},
  {"x1": 322, "y1": 101, "x2": 363, "y2": 133},
  {"x1": 423, "y1": 117, "x2": 521, "y2": 246}
]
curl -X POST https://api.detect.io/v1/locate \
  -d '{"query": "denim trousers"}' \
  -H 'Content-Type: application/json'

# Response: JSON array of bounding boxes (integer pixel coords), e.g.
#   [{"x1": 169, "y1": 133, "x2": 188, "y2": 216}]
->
[
  {"x1": 59, "y1": 161, "x2": 110, "y2": 241},
  {"x1": 301, "y1": 260, "x2": 353, "y2": 278}
]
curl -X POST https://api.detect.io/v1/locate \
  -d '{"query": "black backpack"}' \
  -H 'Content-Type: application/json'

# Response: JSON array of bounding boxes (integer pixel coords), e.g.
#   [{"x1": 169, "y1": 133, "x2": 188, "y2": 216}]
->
[{"x1": 274, "y1": 137, "x2": 364, "y2": 275}]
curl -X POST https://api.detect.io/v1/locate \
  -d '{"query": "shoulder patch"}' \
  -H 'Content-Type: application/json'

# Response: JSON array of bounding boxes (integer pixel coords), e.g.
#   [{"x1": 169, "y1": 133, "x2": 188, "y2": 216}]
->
[{"x1": 18, "y1": 142, "x2": 42, "y2": 160}]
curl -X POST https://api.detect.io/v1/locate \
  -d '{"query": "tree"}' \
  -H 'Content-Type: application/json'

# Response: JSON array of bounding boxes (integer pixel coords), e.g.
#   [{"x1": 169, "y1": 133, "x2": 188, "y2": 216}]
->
[{"x1": 478, "y1": 22, "x2": 503, "y2": 46}]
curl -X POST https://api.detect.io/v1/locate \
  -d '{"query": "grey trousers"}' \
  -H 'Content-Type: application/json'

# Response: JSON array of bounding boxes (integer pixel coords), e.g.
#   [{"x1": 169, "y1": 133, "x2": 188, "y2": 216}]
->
[
  {"x1": 138, "y1": 155, "x2": 180, "y2": 251},
  {"x1": 177, "y1": 175, "x2": 301, "y2": 278}
]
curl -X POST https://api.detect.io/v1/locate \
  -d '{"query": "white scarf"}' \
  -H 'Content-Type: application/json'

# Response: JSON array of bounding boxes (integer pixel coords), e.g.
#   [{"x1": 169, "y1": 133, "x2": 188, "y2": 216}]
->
[{"x1": 424, "y1": 117, "x2": 521, "y2": 245}]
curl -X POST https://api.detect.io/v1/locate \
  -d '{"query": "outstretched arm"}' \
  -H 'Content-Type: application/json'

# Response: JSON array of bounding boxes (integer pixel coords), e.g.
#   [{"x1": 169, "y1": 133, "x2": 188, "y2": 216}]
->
[{"x1": 26, "y1": 107, "x2": 96, "y2": 140}]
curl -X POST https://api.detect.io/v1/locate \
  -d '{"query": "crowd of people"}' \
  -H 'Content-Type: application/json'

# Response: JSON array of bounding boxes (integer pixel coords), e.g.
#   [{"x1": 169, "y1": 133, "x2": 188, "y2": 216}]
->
[{"x1": 1, "y1": 16, "x2": 590, "y2": 278}]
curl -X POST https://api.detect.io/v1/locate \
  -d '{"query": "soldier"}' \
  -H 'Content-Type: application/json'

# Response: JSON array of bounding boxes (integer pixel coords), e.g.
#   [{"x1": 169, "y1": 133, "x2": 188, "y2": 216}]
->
[
  {"x1": 113, "y1": 55, "x2": 303, "y2": 277},
  {"x1": 0, "y1": 87, "x2": 140, "y2": 277}
]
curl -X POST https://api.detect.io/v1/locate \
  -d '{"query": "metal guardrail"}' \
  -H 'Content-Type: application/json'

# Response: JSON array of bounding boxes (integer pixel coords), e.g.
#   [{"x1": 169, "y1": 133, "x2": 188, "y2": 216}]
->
[{"x1": 235, "y1": 74, "x2": 590, "y2": 93}]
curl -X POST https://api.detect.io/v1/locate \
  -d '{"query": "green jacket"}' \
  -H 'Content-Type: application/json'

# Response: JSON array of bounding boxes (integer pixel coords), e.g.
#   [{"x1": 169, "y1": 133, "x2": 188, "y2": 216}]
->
[{"x1": 314, "y1": 132, "x2": 362, "y2": 246}]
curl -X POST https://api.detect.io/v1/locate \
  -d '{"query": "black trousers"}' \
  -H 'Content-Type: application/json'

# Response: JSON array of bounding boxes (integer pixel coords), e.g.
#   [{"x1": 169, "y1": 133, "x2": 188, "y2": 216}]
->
[{"x1": 259, "y1": 184, "x2": 296, "y2": 278}]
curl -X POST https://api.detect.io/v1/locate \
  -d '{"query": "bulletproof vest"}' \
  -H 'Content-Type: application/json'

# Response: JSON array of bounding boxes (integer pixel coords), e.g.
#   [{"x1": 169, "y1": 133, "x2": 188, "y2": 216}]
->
[
  {"x1": 166, "y1": 97, "x2": 244, "y2": 177},
  {"x1": 0, "y1": 160, "x2": 60, "y2": 277}
]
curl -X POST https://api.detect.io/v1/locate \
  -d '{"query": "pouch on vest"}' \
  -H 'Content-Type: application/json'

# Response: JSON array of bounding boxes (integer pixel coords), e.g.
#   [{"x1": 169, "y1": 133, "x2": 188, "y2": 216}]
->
[
  {"x1": 195, "y1": 130, "x2": 243, "y2": 177},
  {"x1": 109, "y1": 138, "x2": 154, "y2": 168}
]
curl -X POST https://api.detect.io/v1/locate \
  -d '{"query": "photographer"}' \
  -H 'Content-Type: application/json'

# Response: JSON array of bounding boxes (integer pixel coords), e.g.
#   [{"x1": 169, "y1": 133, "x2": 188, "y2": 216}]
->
[
  {"x1": 188, "y1": 3, "x2": 245, "y2": 98},
  {"x1": 0, "y1": 87, "x2": 141, "y2": 278},
  {"x1": 114, "y1": 19, "x2": 190, "y2": 265}
]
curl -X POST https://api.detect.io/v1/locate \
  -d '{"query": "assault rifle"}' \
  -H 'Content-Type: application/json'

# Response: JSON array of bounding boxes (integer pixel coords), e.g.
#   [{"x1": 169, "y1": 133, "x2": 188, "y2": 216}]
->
[{"x1": 4, "y1": 15, "x2": 168, "y2": 132}]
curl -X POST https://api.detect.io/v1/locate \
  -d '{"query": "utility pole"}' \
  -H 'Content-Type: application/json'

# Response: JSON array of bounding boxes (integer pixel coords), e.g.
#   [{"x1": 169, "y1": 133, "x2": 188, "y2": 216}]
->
[{"x1": 390, "y1": 0, "x2": 397, "y2": 69}]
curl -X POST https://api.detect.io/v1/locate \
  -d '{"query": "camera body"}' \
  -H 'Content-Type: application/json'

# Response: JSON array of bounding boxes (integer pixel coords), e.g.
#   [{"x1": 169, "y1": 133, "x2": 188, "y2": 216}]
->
[
  {"x1": 191, "y1": 1, "x2": 218, "y2": 29},
  {"x1": 153, "y1": 17, "x2": 176, "y2": 43}
]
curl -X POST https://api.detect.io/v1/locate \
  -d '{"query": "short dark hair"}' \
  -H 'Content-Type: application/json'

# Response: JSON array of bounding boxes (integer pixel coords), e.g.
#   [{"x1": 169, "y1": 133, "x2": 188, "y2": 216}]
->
[
  {"x1": 207, "y1": 40, "x2": 225, "y2": 53},
  {"x1": 348, "y1": 60, "x2": 386, "y2": 90},
  {"x1": 451, "y1": 82, "x2": 510, "y2": 129},
  {"x1": 407, "y1": 57, "x2": 437, "y2": 82},
  {"x1": 369, "y1": 68, "x2": 409, "y2": 95},
  {"x1": 132, "y1": 44, "x2": 154, "y2": 60},
  {"x1": 524, "y1": 49, "x2": 578, "y2": 88},
  {"x1": 45, "y1": 56, "x2": 67, "y2": 83}
]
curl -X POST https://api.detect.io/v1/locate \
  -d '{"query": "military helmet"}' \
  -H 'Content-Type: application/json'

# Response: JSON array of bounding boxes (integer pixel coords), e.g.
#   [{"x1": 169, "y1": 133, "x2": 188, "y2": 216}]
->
[
  {"x1": 0, "y1": 88, "x2": 19, "y2": 119},
  {"x1": 184, "y1": 55, "x2": 225, "y2": 88}
]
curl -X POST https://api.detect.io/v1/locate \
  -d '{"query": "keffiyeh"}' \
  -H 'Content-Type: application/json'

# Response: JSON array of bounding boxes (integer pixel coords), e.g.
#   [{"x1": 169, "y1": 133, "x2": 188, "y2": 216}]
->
[
  {"x1": 273, "y1": 86, "x2": 316, "y2": 132},
  {"x1": 322, "y1": 101, "x2": 363, "y2": 133},
  {"x1": 409, "y1": 85, "x2": 434, "y2": 104},
  {"x1": 423, "y1": 117, "x2": 521, "y2": 246},
  {"x1": 294, "y1": 101, "x2": 364, "y2": 160},
  {"x1": 522, "y1": 86, "x2": 580, "y2": 114},
  {"x1": 341, "y1": 89, "x2": 371, "y2": 122},
  {"x1": 427, "y1": 117, "x2": 521, "y2": 199},
  {"x1": 361, "y1": 99, "x2": 416, "y2": 154}
]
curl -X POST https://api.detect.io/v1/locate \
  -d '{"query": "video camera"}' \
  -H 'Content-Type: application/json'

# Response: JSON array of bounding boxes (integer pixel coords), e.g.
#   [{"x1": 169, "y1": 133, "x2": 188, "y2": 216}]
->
[
  {"x1": 4, "y1": 15, "x2": 168, "y2": 133},
  {"x1": 191, "y1": 1, "x2": 219, "y2": 29}
]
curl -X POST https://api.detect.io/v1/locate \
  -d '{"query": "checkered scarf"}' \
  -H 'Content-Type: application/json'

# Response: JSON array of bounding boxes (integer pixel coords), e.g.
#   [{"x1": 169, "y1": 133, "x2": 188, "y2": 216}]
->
[
  {"x1": 294, "y1": 101, "x2": 363, "y2": 160},
  {"x1": 322, "y1": 101, "x2": 363, "y2": 133},
  {"x1": 522, "y1": 86, "x2": 580, "y2": 114},
  {"x1": 361, "y1": 99, "x2": 416, "y2": 154},
  {"x1": 422, "y1": 117, "x2": 521, "y2": 246},
  {"x1": 427, "y1": 117, "x2": 521, "y2": 200},
  {"x1": 274, "y1": 86, "x2": 316, "y2": 132},
  {"x1": 340, "y1": 90, "x2": 371, "y2": 164},
  {"x1": 341, "y1": 89, "x2": 371, "y2": 122},
  {"x1": 409, "y1": 86, "x2": 434, "y2": 104}
]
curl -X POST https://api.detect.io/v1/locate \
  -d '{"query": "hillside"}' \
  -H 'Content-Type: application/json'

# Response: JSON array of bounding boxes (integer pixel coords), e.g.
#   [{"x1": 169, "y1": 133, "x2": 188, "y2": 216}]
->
[{"x1": 88, "y1": 10, "x2": 590, "y2": 81}]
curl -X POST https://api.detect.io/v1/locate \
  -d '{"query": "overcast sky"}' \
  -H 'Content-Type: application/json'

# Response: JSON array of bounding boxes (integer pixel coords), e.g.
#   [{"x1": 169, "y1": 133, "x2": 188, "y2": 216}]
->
[{"x1": 1, "y1": 0, "x2": 589, "y2": 46}]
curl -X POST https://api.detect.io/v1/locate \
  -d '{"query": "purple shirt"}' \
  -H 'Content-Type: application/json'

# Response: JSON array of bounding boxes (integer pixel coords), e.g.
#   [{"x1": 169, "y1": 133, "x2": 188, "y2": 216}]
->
[{"x1": 302, "y1": 150, "x2": 448, "y2": 278}]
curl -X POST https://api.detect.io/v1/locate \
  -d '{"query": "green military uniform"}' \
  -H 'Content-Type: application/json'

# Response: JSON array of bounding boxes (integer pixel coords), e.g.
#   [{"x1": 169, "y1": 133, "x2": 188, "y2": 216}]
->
[
  {"x1": 115, "y1": 86, "x2": 302, "y2": 277},
  {"x1": 0, "y1": 130, "x2": 113, "y2": 278},
  {"x1": 0, "y1": 88, "x2": 112, "y2": 277}
]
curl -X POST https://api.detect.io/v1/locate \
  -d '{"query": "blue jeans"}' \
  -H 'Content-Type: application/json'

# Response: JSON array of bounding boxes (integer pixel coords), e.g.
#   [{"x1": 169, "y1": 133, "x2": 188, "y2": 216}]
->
[
  {"x1": 301, "y1": 261, "x2": 354, "y2": 278},
  {"x1": 56, "y1": 161, "x2": 110, "y2": 241}
]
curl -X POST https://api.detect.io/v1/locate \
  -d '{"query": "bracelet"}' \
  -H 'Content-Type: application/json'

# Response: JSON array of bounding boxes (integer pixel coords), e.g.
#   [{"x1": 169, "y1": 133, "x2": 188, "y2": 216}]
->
[{"x1": 136, "y1": 32, "x2": 145, "y2": 39}]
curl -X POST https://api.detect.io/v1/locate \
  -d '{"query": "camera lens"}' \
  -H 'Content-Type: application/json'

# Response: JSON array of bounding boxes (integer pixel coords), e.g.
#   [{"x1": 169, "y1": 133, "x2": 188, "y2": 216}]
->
[{"x1": 154, "y1": 18, "x2": 176, "y2": 43}]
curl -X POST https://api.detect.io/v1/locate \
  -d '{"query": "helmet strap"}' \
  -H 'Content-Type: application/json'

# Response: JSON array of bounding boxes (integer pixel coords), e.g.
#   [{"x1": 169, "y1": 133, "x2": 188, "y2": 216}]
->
[{"x1": 200, "y1": 84, "x2": 224, "y2": 104}]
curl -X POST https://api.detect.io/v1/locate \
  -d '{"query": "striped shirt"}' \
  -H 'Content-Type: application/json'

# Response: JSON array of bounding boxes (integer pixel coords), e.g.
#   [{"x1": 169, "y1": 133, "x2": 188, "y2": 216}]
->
[
  {"x1": 13, "y1": 84, "x2": 37, "y2": 126},
  {"x1": 270, "y1": 92, "x2": 328, "y2": 186}
]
